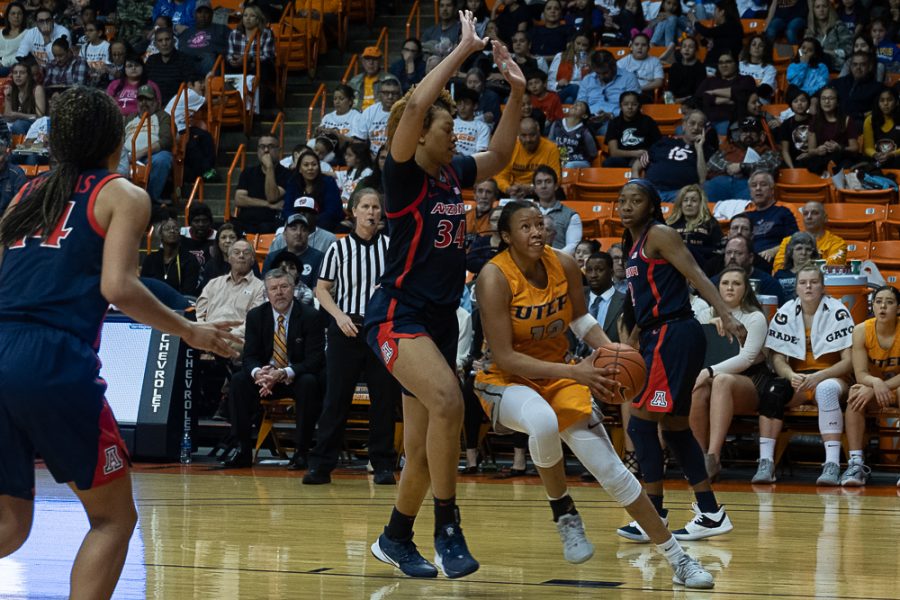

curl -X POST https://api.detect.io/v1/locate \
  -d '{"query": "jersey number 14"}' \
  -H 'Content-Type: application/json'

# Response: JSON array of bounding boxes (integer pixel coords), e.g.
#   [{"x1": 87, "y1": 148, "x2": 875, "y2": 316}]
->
[{"x1": 9, "y1": 201, "x2": 76, "y2": 249}]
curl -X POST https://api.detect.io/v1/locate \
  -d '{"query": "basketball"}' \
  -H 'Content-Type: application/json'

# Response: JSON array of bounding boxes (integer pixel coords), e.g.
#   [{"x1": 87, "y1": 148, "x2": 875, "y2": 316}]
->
[{"x1": 593, "y1": 343, "x2": 647, "y2": 404}]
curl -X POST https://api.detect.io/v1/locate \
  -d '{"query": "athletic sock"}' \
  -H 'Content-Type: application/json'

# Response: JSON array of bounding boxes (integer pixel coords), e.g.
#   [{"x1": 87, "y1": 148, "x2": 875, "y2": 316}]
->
[
  {"x1": 695, "y1": 490, "x2": 718, "y2": 514},
  {"x1": 759, "y1": 437, "x2": 776, "y2": 462},
  {"x1": 433, "y1": 496, "x2": 459, "y2": 535},
  {"x1": 384, "y1": 507, "x2": 416, "y2": 541},
  {"x1": 648, "y1": 494, "x2": 665, "y2": 517},
  {"x1": 657, "y1": 535, "x2": 686, "y2": 566},
  {"x1": 548, "y1": 491, "x2": 577, "y2": 522},
  {"x1": 824, "y1": 441, "x2": 841, "y2": 464},
  {"x1": 849, "y1": 450, "x2": 864, "y2": 463}
]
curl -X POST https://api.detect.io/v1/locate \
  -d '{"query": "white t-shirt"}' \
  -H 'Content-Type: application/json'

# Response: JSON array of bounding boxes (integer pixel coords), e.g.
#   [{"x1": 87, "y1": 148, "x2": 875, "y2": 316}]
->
[
  {"x1": 24, "y1": 116, "x2": 49, "y2": 142},
  {"x1": 335, "y1": 166, "x2": 372, "y2": 201},
  {"x1": 617, "y1": 55, "x2": 664, "y2": 89},
  {"x1": 320, "y1": 109, "x2": 360, "y2": 139},
  {"x1": 453, "y1": 117, "x2": 491, "y2": 156},
  {"x1": 351, "y1": 102, "x2": 391, "y2": 154},
  {"x1": 16, "y1": 24, "x2": 71, "y2": 67},
  {"x1": 739, "y1": 61, "x2": 777, "y2": 88},
  {"x1": 80, "y1": 40, "x2": 110, "y2": 71},
  {"x1": 164, "y1": 87, "x2": 206, "y2": 132}
]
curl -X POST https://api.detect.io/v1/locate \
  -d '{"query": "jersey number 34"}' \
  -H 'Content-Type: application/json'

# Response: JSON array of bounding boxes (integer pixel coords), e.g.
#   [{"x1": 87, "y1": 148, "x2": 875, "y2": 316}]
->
[{"x1": 434, "y1": 219, "x2": 465, "y2": 249}]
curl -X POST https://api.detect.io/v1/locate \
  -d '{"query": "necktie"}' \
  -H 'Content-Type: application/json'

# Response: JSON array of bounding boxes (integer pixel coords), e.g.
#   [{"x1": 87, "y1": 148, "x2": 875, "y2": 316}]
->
[
  {"x1": 273, "y1": 315, "x2": 288, "y2": 368},
  {"x1": 591, "y1": 295, "x2": 602, "y2": 324}
]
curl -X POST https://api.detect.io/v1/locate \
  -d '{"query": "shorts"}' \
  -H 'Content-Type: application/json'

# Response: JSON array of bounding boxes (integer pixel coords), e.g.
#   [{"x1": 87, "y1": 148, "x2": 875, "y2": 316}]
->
[
  {"x1": 0, "y1": 323, "x2": 130, "y2": 500},
  {"x1": 635, "y1": 317, "x2": 705, "y2": 416},
  {"x1": 365, "y1": 291, "x2": 458, "y2": 394},
  {"x1": 474, "y1": 371, "x2": 592, "y2": 432}
]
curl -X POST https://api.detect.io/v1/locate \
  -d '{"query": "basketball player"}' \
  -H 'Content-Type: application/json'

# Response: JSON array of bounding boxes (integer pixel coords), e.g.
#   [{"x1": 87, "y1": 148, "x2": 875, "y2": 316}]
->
[
  {"x1": 365, "y1": 11, "x2": 525, "y2": 579},
  {"x1": 616, "y1": 179, "x2": 744, "y2": 543},
  {"x1": 0, "y1": 87, "x2": 241, "y2": 600},
  {"x1": 475, "y1": 201, "x2": 714, "y2": 588}
]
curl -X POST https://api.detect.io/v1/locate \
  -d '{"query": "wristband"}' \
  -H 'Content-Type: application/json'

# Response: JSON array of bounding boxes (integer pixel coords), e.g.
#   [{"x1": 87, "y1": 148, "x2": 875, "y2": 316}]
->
[{"x1": 707, "y1": 366, "x2": 714, "y2": 378}]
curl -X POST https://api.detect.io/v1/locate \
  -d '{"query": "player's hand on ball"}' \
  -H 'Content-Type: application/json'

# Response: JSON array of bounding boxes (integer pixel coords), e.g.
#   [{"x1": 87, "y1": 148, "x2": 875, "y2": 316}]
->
[
  {"x1": 574, "y1": 348, "x2": 621, "y2": 402},
  {"x1": 186, "y1": 320, "x2": 243, "y2": 359}
]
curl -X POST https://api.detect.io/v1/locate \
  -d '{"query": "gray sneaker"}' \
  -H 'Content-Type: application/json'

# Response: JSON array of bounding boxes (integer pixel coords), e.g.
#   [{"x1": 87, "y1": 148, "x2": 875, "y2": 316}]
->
[
  {"x1": 556, "y1": 513, "x2": 595, "y2": 564},
  {"x1": 672, "y1": 554, "x2": 715, "y2": 589},
  {"x1": 840, "y1": 460, "x2": 870, "y2": 487},
  {"x1": 816, "y1": 462, "x2": 841, "y2": 486},
  {"x1": 751, "y1": 458, "x2": 776, "y2": 484}
]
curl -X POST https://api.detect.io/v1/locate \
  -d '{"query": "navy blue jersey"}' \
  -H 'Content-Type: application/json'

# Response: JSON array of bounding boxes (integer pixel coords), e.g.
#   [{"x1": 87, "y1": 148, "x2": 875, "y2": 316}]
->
[
  {"x1": 379, "y1": 154, "x2": 477, "y2": 309},
  {"x1": 0, "y1": 169, "x2": 121, "y2": 349},
  {"x1": 645, "y1": 136, "x2": 715, "y2": 192},
  {"x1": 625, "y1": 222, "x2": 692, "y2": 328}
]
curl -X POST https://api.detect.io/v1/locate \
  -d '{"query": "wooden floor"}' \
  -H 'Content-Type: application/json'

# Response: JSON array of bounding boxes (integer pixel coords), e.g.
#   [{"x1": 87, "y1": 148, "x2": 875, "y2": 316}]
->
[{"x1": 5, "y1": 465, "x2": 900, "y2": 599}]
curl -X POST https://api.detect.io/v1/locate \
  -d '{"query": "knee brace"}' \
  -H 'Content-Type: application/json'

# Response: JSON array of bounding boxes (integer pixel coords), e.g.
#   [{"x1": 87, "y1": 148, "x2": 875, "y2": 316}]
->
[
  {"x1": 661, "y1": 427, "x2": 708, "y2": 486},
  {"x1": 815, "y1": 379, "x2": 844, "y2": 436},
  {"x1": 759, "y1": 377, "x2": 792, "y2": 420},
  {"x1": 627, "y1": 416, "x2": 665, "y2": 483},
  {"x1": 562, "y1": 420, "x2": 643, "y2": 506}
]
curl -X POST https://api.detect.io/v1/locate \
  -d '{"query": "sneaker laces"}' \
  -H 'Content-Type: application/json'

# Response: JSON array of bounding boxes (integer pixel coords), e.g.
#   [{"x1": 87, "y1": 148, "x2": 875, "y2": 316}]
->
[
  {"x1": 676, "y1": 555, "x2": 707, "y2": 580},
  {"x1": 558, "y1": 515, "x2": 587, "y2": 551},
  {"x1": 845, "y1": 462, "x2": 871, "y2": 479}
]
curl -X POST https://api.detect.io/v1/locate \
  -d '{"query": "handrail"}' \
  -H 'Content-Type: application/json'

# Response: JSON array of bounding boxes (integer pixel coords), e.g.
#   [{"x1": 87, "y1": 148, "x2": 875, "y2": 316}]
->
[
  {"x1": 169, "y1": 82, "x2": 192, "y2": 137},
  {"x1": 204, "y1": 55, "x2": 226, "y2": 150},
  {"x1": 341, "y1": 53, "x2": 358, "y2": 82},
  {"x1": 242, "y1": 29, "x2": 263, "y2": 119},
  {"x1": 129, "y1": 111, "x2": 152, "y2": 188},
  {"x1": 270, "y1": 111, "x2": 285, "y2": 150},
  {"x1": 375, "y1": 26, "x2": 389, "y2": 71},
  {"x1": 183, "y1": 177, "x2": 204, "y2": 226},
  {"x1": 405, "y1": 0, "x2": 420, "y2": 39},
  {"x1": 224, "y1": 143, "x2": 247, "y2": 221},
  {"x1": 306, "y1": 83, "x2": 327, "y2": 141}
]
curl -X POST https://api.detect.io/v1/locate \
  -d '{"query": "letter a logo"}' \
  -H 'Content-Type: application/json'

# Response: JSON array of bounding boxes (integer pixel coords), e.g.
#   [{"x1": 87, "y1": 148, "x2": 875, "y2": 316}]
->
[{"x1": 103, "y1": 446, "x2": 124, "y2": 475}]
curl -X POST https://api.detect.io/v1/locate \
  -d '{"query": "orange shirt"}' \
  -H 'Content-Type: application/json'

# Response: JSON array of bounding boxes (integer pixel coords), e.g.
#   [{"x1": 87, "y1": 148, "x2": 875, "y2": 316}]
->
[
  {"x1": 790, "y1": 328, "x2": 840, "y2": 372},
  {"x1": 863, "y1": 317, "x2": 900, "y2": 379}
]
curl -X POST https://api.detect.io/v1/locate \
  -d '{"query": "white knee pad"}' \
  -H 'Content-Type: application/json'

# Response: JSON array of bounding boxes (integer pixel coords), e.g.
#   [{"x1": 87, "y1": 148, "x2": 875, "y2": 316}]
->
[
  {"x1": 561, "y1": 416, "x2": 643, "y2": 506},
  {"x1": 497, "y1": 386, "x2": 564, "y2": 468},
  {"x1": 815, "y1": 379, "x2": 844, "y2": 435}
]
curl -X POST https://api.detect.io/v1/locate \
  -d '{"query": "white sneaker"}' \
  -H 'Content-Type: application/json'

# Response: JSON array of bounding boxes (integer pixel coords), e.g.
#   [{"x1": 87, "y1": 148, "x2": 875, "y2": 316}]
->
[
  {"x1": 672, "y1": 554, "x2": 715, "y2": 589},
  {"x1": 751, "y1": 458, "x2": 776, "y2": 484},
  {"x1": 816, "y1": 462, "x2": 841, "y2": 486},
  {"x1": 616, "y1": 511, "x2": 668, "y2": 543},
  {"x1": 673, "y1": 504, "x2": 733, "y2": 541},
  {"x1": 556, "y1": 513, "x2": 595, "y2": 564},
  {"x1": 840, "y1": 459, "x2": 870, "y2": 487}
]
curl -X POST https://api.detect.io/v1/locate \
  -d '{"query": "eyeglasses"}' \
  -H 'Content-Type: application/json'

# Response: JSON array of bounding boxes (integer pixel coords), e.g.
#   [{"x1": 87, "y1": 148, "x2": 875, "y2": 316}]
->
[
  {"x1": 258, "y1": 143, "x2": 277, "y2": 150},
  {"x1": 231, "y1": 249, "x2": 254, "y2": 257}
]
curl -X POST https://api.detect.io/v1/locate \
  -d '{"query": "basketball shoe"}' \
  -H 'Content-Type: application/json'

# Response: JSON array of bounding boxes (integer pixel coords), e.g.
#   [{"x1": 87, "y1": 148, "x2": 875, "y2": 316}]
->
[
  {"x1": 672, "y1": 504, "x2": 733, "y2": 541},
  {"x1": 434, "y1": 523, "x2": 479, "y2": 578},
  {"x1": 751, "y1": 458, "x2": 776, "y2": 484},
  {"x1": 616, "y1": 510, "x2": 668, "y2": 542},
  {"x1": 840, "y1": 458, "x2": 870, "y2": 487},
  {"x1": 556, "y1": 513, "x2": 595, "y2": 563},
  {"x1": 672, "y1": 554, "x2": 715, "y2": 589},
  {"x1": 371, "y1": 532, "x2": 438, "y2": 578},
  {"x1": 816, "y1": 462, "x2": 841, "y2": 486}
]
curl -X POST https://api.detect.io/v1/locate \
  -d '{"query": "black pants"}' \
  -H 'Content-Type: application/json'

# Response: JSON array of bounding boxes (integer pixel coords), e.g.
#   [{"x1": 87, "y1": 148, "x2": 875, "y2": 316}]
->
[
  {"x1": 229, "y1": 369, "x2": 321, "y2": 454},
  {"x1": 308, "y1": 322, "x2": 400, "y2": 473}
]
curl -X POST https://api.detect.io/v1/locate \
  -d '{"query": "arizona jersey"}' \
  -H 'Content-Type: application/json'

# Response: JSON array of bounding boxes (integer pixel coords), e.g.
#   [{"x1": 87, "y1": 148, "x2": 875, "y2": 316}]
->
[
  {"x1": 863, "y1": 318, "x2": 900, "y2": 379},
  {"x1": 625, "y1": 222, "x2": 692, "y2": 328},
  {"x1": 378, "y1": 153, "x2": 477, "y2": 309},
  {"x1": 0, "y1": 169, "x2": 120, "y2": 349}
]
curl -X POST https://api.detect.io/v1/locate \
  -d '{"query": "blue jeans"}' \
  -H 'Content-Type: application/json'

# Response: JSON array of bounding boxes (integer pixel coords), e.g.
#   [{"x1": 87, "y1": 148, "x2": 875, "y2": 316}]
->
[
  {"x1": 146, "y1": 150, "x2": 173, "y2": 203},
  {"x1": 711, "y1": 120, "x2": 730, "y2": 135},
  {"x1": 564, "y1": 160, "x2": 591, "y2": 168},
  {"x1": 704, "y1": 175, "x2": 750, "y2": 201},
  {"x1": 651, "y1": 15, "x2": 687, "y2": 47},
  {"x1": 557, "y1": 83, "x2": 580, "y2": 105},
  {"x1": 603, "y1": 155, "x2": 636, "y2": 168},
  {"x1": 659, "y1": 188, "x2": 680, "y2": 201},
  {"x1": 766, "y1": 17, "x2": 805, "y2": 44},
  {"x1": 10, "y1": 119, "x2": 33, "y2": 136}
]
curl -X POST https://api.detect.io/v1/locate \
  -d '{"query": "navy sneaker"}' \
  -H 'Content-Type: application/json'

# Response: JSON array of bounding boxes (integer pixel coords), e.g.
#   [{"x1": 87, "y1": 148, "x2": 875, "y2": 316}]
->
[
  {"x1": 371, "y1": 532, "x2": 438, "y2": 578},
  {"x1": 433, "y1": 523, "x2": 479, "y2": 578}
]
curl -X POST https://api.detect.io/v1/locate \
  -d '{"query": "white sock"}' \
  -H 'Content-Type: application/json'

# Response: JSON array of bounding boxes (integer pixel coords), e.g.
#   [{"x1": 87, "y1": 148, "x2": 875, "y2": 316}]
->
[
  {"x1": 466, "y1": 448, "x2": 478, "y2": 467},
  {"x1": 849, "y1": 450, "x2": 864, "y2": 464},
  {"x1": 759, "y1": 437, "x2": 776, "y2": 461},
  {"x1": 824, "y1": 441, "x2": 841, "y2": 464},
  {"x1": 513, "y1": 447, "x2": 527, "y2": 470},
  {"x1": 657, "y1": 535, "x2": 686, "y2": 566},
  {"x1": 547, "y1": 488, "x2": 570, "y2": 502}
]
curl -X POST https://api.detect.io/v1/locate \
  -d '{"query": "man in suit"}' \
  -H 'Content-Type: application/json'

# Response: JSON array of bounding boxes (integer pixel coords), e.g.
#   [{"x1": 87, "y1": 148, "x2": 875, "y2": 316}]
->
[
  {"x1": 221, "y1": 268, "x2": 326, "y2": 468},
  {"x1": 585, "y1": 251, "x2": 625, "y2": 343}
]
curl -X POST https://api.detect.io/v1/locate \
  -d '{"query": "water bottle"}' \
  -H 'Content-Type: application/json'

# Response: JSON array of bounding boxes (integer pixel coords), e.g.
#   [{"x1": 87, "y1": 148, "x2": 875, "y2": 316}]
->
[{"x1": 180, "y1": 430, "x2": 192, "y2": 465}]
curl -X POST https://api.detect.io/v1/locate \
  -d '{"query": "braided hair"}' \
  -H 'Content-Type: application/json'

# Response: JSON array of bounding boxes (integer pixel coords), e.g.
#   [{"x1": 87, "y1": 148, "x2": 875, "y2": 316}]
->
[
  {"x1": 619, "y1": 178, "x2": 665, "y2": 333},
  {"x1": 0, "y1": 86, "x2": 124, "y2": 246}
]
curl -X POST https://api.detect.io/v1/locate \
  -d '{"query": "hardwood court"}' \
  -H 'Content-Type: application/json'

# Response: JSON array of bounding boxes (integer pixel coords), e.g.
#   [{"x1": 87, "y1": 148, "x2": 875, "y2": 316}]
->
[{"x1": 4, "y1": 467, "x2": 900, "y2": 599}]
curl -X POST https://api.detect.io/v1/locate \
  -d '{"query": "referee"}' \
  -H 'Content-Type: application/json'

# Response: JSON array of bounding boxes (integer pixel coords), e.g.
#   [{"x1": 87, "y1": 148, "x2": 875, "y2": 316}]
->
[{"x1": 303, "y1": 187, "x2": 400, "y2": 485}]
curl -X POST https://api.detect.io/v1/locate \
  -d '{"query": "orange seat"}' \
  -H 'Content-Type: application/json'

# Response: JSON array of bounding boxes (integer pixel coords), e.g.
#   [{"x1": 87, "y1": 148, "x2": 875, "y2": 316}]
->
[
  {"x1": 741, "y1": 18, "x2": 766, "y2": 36},
  {"x1": 835, "y1": 187, "x2": 896, "y2": 205},
  {"x1": 642, "y1": 104, "x2": 683, "y2": 136},
  {"x1": 761, "y1": 103, "x2": 788, "y2": 119},
  {"x1": 573, "y1": 168, "x2": 633, "y2": 203},
  {"x1": 882, "y1": 204, "x2": 900, "y2": 240},
  {"x1": 595, "y1": 236, "x2": 622, "y2": 251},
  {"x1": 845, "y1": 240, "x2": 870, "y2": 261},
  {"x1": 775, "y1": 169, "x2": 833, "y2": 204},
  {"x1": 870, "y1": 241, "x2": 900, "y2": 269},
  {"x1": 563, "y1": 201, "x2": 612, "y2": 239},
  {"x1": 881, "y1": 269, "x2": 900, "y2": 284},
  {"x1": 824, "y1": 204, "x2": 886, "y2": 242}
]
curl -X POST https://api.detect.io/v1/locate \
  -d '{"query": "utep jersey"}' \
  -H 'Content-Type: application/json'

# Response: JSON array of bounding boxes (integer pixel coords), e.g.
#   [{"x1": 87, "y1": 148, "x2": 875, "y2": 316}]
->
[
  {"x1": 0, "y1": 169, "x2": 121, "y2": 349},
  {"x1": 625, "y1": 222, "x2": 691, "y2": 328},
  {"x1": 863, "y1": 317, "x2": 900, "y2": 378},
  {"x1": 379, "y1": 154, "x2": 477, "y2": 308}
]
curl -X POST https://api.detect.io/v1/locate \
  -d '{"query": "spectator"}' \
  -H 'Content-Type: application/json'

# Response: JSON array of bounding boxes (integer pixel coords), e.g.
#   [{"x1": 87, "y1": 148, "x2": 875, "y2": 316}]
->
[
  {"x1": 11, "y1": 107, "x2": 48, "y2": 166},
  {"x1": 732, "y1": 87, "x2": 780, "y2": 133},
  {"x1": 547, "y1": 100, "x2": 597, "y2": 168},
  {"x1": 771, "y1": 201, "x2": 846, "y2": 271},
  {"x1": 787, "y1": 38, "x2": 830, "y2": 98},
  {"x1": 334, "y1": 140, "x2": 373, "y2": 203},
  {"x1": 422, "y1": 0, "x2": 460, "y2": 47},
  {"x1": 530, "y1": 0, "x2": 570, "y2": 58},
  {"x1": 43, "y1": 36, "x2": 89, "y2": 92},
  {"x1": 106, "y1": 54, "x2": 161, "y2": 118},
  {"x1": 465, "y1": 179, "x2": 498, "y2": 239},
  {"x1": 198, "y1": 221, "x2": 239, "y2": 290},
  {"x1": 0, "y1": 136, "x2": 26, "y2": 214},
  {"x1": 806, "y1": 0, "x2": 852, "y2": 72},
  {"x1": 564, "y1": 0, "x2": 603, "y2": 35},
  {"x1": 778, "y1": 86, "x2": 812, "y2": 168},
  {"x1": 145, "y1": 26, "x2": 195, "y2": 103},
  {"x1": 316, "y1": 83, "x2": 360, "y2": 155},
  {"x1": 119, "y1": 85, "x2": 174, "y2": 206},
  {"x1": 517, "y1": 89, "x2": 546, "y2": 131},
  {"x1": 772, "y1": 231, "x2": 819, "y2": 299},
  {"x1": 510, "y1": 30, "x2": 549, "y2": 76},
  {"x1": 863, "y1": 87, "x2": 900, "y2": 169},
  {"x1": 705, "y1": 116, "x2": 782, "y2": 202},
  {"x1": 869, "y1": 19, "x2": 900, "y2": 72},
  {"x1": 608, "y1": 242, "x2": 627, "y2": 293},
  {"x1": 803, "y1": 85, "x2": 861, "y2": 174},
  {"x1": 694, "y1": 50, "x2": 757, "y2": 135},
  {"x1": 3, "y1": 62, "x2": 45, "y2": 135},
  {"x1": 389, "y1": 37, "x2": 425, "y2": 92},
  {"x1": 702, "y1": 212, "x2": 773, "y2": 277},
  {"x1": 181, "y1": 202, "x2": 216, "y2": 266},
  {"x1": 0, "y1": 3, "x2": 27, "y2": 75},
  {"x1": 273, "y1": 195, "x2": 338, "y2": 254},
  {"x1": 607, "y1": 0, "x2": 647, "y2": 45},
  {"x1": 233, "y1": 134, "x2": 292, "y2": 234},
  {"x1": 114, "y1": 0, "x2": 154, "y2": 49},
  {"x1": 15, "y1": 7, "x2": 69, "y2": 68},
  {"x1": 547, "y1": 32, "x2": 591, "y2": 105},
  {"x1": 838, "y1": 35, "x2": 886, "y2": 82},
  {"x1": 152, "y1": 0, "x2": 196, "y2": 34},
  {"x1": 764, "y1": 0, "x2": 807, "y2": 45},
  {"x1": 616, "y1": 32, "x2": 663, "y2": 101},
  {"x1": 739, "y1": 35, "x2": 777, "y2": 100},
  {"x1": 526, "y1": 69, "x2": 563, "y2": 123},
  {"x1": 585, "y1": 251, "x2": 626, "y2": 342},
  {"x1": 226, "y1": 4, "x2": 275, "y2": 85},
  {"x1": 262, "y1": 212, "x2": 325, "y2": 291},
  {"x1": 140, "y1": 217, "x2": 202, "y2": 297},
  {"x1": 143, "y1": 16, "x2": 180, "y2": 58},
  {"x1": 648, "y1": 0, "x2": 686, "y2": 50},
  {"x1": 267, "y1": 250, "x2": 315, "y2": 305},
  {"x1": 178, "y1": 0, "x2": 228, "y2": 76},
  {"x1": 464, "y1": 67, "x2": 501, "y2": 129},
  {"x1": 743, "y1": 170, "x2": 798, "y2": 261},
  {"x1": 493, "y1": 116, "x2": 561, "y2": 196},
  {"x1": 453, "y1": 86, "x2": 490, "y2": 157},
  {"x1": 833, "y1": 51, "x2": 882, "y2": 124},
  {"x1": 350, "y1": 75, "x2": 401, "y2": 155},
  {"x1": 533, "y1": 165, "x2": 581, "y2": 254},
  {"x1": 491, "y1": 0, "x2": 531, "y2": 45},
  {"x1": 666, "y1": 184, "x2": 722, "y2": 265},
  {"x1": 348, "y1": 45, "x2": 391, "y2": 111},
  {"x1": 690, "y1": 0, "x2": 743, "y2": 69},
  {"x1": 282, "y1": 148, "x2": 342, "y2": 232},
  {"x1": 603, "y1": 90, "x2": 661, "y2": 168},
  {"x1": 837, "y1": 0, "x2": 865, "y2": 38},
  {"x1": 636, "y1": 109, "x2": 714, "y2": 201},
  {"x1": 354, "y1": 144, "x2": 387, "y2": 196},
  {"x1": 221, "y1": 267, "x2": 324, "y2": 468},
  {"x1": 668, "y1": 35, "x2": 708, "y2": 104},
  {"x1": 572, "y1": 239, "x2": 598, "y2": 271},
  {"x1": 466, "y1": 204, "x2": 503, "y2": 274},
  {"x1": 713, "y1": 235, "x2": 786, "y2": 305},
  {"x1": 79, "y1": 20, "x2": 111, "y2": 86},
  {"x1": 106, "y1": 40, "x2": 128, "y2": 84},
  {"x1": 754, "y1": 264, "x2": 853, "y2": 485},
  {"x1": 577, "y1": 50, "x2": 640, "y2": 135}
]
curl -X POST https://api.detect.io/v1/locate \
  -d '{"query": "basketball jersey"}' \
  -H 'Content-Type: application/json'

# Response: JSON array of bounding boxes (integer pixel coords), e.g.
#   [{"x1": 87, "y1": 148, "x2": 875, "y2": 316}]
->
[
  {"x1": 0, "y1": 169, "x2": 121, "y2": 349},
  {"x1": 488, "y1": 246, "x2": 572, "y2": 368},
  {"x1": 378, "y1": 154, "x2": 477, "y2": 309},
  {"x1": 863, "y1": 318, "x2": 900, "y2": 379},
  {"x1": 625, "y1": 222, "x2": 691, "y2": 328},
  {"x1": 789, "y1": 328, "x2": 841, "y2": 372}
]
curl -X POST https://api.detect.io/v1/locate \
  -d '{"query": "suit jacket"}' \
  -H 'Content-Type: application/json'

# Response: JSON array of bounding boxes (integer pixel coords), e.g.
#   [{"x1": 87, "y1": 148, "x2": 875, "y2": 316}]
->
[
  {"x1": 242, "y1": 301, "x2": 325, "y2": 377},
  {"x1": 573, "y1": 288, "x2": 625, "y2": 356}
]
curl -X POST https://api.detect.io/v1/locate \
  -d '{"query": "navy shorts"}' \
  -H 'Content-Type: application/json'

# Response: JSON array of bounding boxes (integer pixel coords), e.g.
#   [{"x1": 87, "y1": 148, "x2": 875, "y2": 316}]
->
[
  {"x1": 635, "y1": 317, "x2": 705, "y2": 417},
  {"x1": 365, "y1": 290, "x2": 458, "y2": 395},
  {"x1": 0, "y1": 323, "x2": 130, "y2": 500}
]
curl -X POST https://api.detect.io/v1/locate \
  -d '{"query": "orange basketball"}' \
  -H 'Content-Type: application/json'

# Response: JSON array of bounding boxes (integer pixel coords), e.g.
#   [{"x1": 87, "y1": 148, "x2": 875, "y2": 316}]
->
[{"x1": 593, "y1": 343, "x2": 647, "y2": 404}]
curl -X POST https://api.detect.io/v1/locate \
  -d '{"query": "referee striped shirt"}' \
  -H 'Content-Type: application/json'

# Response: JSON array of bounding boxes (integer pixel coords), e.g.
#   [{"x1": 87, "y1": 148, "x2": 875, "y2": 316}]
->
[{"x1": 319, "y1": 232, "x2": 390, "y2": 316}]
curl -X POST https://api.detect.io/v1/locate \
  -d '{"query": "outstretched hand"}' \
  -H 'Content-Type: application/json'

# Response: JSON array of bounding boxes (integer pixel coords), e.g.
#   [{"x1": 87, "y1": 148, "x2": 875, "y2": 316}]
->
[
  {"x1": 491, "y1": 40, "x2": 525, "y2": 93},
  {"x1": 458, "y1": 10, "x2": 489, "y2": 53},
  {"x1": 184, "y1": 320, "x2": 243, "y2": 359}
]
